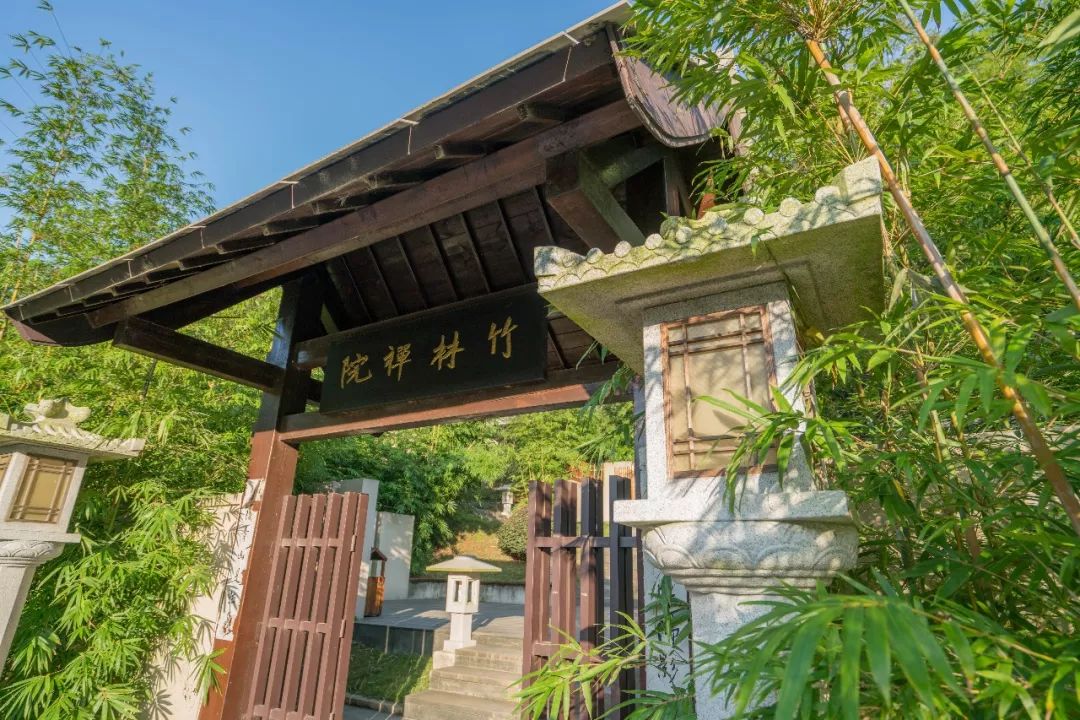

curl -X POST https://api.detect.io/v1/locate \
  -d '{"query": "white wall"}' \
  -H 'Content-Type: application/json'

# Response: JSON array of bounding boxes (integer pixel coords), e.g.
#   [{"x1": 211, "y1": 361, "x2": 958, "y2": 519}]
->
[
  {"x1": 322, "y1": 478, "x2": 379, "y2": 617},
  {"x1": 375, "y1": 511, "x2": 414, "y2": 601}
]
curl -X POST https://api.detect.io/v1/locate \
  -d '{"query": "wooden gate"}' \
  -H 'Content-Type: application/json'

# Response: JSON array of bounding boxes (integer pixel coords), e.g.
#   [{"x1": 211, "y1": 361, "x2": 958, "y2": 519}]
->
[
  {"x1": 244, "y1": 492, "x2": 367, "y2": 719},
  {"x1": 523, "y1": 474, "x2": 644, "y2": 719}
]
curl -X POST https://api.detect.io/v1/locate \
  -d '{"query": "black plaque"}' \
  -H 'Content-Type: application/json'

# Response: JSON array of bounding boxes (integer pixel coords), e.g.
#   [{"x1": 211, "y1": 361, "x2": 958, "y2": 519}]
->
[{"x1": 321, "y1": 287, "x2": 548, "y2": 413}]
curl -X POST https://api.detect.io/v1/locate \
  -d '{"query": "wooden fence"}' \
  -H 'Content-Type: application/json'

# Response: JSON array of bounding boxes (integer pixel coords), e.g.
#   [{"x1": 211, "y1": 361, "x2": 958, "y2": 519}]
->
[
  {"x1": 523, "y1": 475, "x2": 644, "y2": 719},
  {"x1": 244, "y1": 492, "x2": 367, "y2": 720}
]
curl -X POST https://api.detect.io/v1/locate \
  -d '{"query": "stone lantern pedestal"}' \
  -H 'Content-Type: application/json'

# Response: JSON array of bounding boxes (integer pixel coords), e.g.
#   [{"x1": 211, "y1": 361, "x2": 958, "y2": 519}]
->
[
  {"x1": 0, "y1": 400, "x2": 144, "y2": 667},
  {"x1": 426, "y1": 555, "x2": 501, "y2": 669},
  {"x1": 536, "y1": 160, "x2": 884, "y2": 718}
]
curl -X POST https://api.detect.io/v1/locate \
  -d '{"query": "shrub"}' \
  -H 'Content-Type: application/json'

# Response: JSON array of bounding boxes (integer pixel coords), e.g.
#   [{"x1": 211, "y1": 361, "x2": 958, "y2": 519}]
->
[{"x1": 496, "y1": 503, "x2": 529, "y2": 561}]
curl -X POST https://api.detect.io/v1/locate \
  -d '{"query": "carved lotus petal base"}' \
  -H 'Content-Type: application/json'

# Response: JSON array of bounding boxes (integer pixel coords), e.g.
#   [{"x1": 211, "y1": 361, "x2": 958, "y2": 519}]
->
[{"x1": 641, "y1": 520, "x2": 857, "y2": 594}]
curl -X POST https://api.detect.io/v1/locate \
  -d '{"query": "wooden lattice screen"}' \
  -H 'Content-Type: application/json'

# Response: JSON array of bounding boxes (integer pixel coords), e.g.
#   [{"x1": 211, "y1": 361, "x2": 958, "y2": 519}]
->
[
  {"x1": 523, "y1": 475, "x2": 644, "y2": 719},
  {"x1": 244, "y1": 492, "x2": 367, "y2": 720}
]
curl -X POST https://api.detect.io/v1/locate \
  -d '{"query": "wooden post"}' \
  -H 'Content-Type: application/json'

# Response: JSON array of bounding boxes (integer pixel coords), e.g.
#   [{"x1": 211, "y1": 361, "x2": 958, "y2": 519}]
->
[
  {"x1": 522, "y1": 481, "x2": 552, "y2": 682},
  {"x1": 200, "y1": 275, "x2": 324, "y2": 720}
]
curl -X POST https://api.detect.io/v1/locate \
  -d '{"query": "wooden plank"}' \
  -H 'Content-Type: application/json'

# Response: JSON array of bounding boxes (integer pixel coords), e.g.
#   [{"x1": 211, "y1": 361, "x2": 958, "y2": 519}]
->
[
  {"x1": 399, "y1": 226, "x2": 458, "y2": 306},
  {"x1": 87, "y1": 101, "x2": 640, "y2": 328},
  {"x1": 278, "y1": 363, "x2": 620, "y2": 442},
  {"x1": 113, "y1": 317, "x2": 283, "y2": 391},
  {"x1": 545, "y1": 150, "x2": 646, "y2": 253},
  {"x1": 308, "y1": 494, "x2": 343, "y2": 717}
]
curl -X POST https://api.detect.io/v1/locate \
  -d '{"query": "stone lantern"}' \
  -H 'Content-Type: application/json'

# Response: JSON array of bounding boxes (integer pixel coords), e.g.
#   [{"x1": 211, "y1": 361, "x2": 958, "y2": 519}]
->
[
  {"x1": 495, "y1": 484, "x2": 514, "y2": 517},
  {"x1": 425, "y1": 555, "x2": 500, "y2": 668},
  {"x1": 0, "y1": 399, "x2": 144, "y2": 667},
  {"x1": 537, "y1": 159, "x2": 883, "y2": 718}
]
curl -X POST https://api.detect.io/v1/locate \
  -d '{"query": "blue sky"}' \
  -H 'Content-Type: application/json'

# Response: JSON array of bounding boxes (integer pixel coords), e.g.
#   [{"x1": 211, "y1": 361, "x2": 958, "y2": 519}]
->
[{"x1": 1, "y1": 0, "x2": 617, "y2": 211}]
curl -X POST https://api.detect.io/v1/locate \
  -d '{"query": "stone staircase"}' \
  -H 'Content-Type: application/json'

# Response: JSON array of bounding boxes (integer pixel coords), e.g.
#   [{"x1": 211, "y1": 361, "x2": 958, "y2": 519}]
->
[{"x1": 403, "y1": 626, "x2": 522, "y2": 720}]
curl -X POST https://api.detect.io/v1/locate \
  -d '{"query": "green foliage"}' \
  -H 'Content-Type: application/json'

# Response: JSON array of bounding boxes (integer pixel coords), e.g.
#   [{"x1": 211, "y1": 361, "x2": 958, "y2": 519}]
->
[
  {"x1": 517, "y1": 577, "x2": 695, "y2": 720},
  {"x1": 346, "y1": 645, "x2": 431, "y2": 703},
  {"x1": 0, "y1": 12, "x2": 266, "y2": 719},
  {"x1": 496, "y1": 502, "x2": 529, "y2": 561},
  {"x1": 296, "y1": 406, "x2": 633, "y2": 570},
  {"x1": 525, "y1": 0, "x2": 1080, "y2": 717}
]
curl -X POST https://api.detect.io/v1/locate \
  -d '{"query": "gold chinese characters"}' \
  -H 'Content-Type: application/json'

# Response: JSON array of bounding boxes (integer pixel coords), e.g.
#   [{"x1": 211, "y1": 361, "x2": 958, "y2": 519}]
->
[
  {"x1": 431, "y1": 331, "x2": 464, "y2": 371},
  {"x1": 488, "y1": 316, "x2": 517, "y2": 359},
  {"x1": 384, "y1": 344, "x2": 412, "y2": 381},
  {"x1": 340, "y1": 352, "x2": 372, "y2": 388}
]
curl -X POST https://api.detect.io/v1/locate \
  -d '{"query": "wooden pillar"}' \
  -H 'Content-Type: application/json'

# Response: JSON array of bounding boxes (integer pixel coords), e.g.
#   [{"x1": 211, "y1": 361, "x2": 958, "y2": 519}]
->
[{"x1": 200, "y1": 275, "x2": 323, "y2": 720}]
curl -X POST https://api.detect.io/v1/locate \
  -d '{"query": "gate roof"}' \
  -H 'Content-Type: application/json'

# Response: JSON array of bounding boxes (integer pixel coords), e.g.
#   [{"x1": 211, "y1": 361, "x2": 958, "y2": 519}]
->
[{"x1": 4, "y1": 1, "x2": 722, "y2": 390}]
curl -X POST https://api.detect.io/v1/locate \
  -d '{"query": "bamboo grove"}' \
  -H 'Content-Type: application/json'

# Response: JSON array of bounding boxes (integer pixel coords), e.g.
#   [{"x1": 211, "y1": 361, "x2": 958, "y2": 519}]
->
[{"x1": 520, "y1": 1, "x2": 1080, "y2": 718}]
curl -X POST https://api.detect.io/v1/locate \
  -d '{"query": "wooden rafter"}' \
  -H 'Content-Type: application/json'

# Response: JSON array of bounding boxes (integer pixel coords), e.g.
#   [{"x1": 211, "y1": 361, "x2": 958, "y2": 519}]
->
[{"x1": 86, "y1": 100, "x2": 639, "y2": 329}]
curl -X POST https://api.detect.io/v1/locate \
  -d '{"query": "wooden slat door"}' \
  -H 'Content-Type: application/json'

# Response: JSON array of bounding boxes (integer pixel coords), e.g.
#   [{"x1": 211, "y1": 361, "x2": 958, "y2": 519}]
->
[
  {"x1": 245, "y1": 492, "x2": 367, "y2": 720},
  {"x1": 522, "y1": 476, "x2": 643, "y2": 720}
]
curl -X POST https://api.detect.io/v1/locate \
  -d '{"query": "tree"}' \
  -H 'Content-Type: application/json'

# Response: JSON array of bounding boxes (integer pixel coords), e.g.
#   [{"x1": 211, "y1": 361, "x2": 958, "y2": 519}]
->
[
  {"x1": 0, "y1": 14, "x2": 275, "y2": 719},
  {"x1": 521, "y1": 1, "x2": 1080, "y2": 717}
]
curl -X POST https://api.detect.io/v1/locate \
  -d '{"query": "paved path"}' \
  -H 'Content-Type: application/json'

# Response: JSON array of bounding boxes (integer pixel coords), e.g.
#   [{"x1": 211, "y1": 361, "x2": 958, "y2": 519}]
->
[{"x1": 356, "y1": 597, "x2": 524, "y2": 634}]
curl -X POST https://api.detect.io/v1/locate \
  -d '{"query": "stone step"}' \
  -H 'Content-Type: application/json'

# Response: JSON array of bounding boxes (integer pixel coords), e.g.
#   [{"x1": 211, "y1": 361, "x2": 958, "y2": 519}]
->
[
  {"x1": 403, "y1": 689, "x2": 517, "y2": 720},
  {"x1": 453, "y1": 646, "x2": 522, "y2": 672},
  {"x1": 434, "y1": 628, "x2": 523, "y2": 652},
  {"x1": 428, "y1": 665, "x2": 520, "y2": 700}
]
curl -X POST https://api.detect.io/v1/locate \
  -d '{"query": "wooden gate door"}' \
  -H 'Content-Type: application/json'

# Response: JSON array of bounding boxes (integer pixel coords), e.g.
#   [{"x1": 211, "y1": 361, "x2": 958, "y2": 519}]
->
[
  {"x1": 244, "y1": 492, "x2": 367, "y2": 719},
  {"x1": 523, "y1": 475, "x2": 643, "y2": 719}
]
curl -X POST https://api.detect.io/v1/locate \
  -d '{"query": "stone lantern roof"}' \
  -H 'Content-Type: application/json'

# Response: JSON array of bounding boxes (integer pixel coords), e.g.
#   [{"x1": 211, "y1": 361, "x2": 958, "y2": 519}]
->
[
  {"x1": 0, "y1": 399, "x2": 145, "y2": 460},
  {"x1": 425, "y1": 555, "x2": 502, "y2": 574},
  {"x1": 535, "y1": 158, "x2": 885, "y2": 372}
]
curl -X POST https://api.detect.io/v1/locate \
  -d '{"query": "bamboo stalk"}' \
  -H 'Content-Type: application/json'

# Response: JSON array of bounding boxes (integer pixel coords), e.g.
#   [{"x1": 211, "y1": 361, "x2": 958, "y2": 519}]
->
[
  {"x1": 801, "y1": 39, "x2": 1080, "y2": 537},
  {"x1": 897, "y1": 0, "x2": 1080, "y2": 312},
  {"x1": 960, "y1": 62, "x2": 1080, "y2": 251}
]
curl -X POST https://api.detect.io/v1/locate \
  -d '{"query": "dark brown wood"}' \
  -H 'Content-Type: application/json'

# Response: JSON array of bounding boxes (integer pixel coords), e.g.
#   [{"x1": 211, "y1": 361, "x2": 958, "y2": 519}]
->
[
  {"x1": 8, "y1": 31, "x2": 617, "y2": 324},
  {"x1": 434, "y1": 142, "x2": 489, "y2": 161},
  {"x1": 545, "y1": 150, "x2": 645, "y2": 253},
  {"x1": 244, "y1": 492, "x2": 366, "y2": 720},
  {"x1": 523, "y1": 474, "x2": 643, "y2": 720},
  {"x1": 202, "y1": 278, "x2": 324, "y2": 720},
  {"x1": 522, "y1": 481, "x2": 552, "y2": 681},
  {"x1": 87, "y1": 101, "x2": 640, "y2": 329},
  {"x1": 278, "y1": 362, "x2": 620, "y2": 442},
  {"x1": 517, "y1": 102, "x2": 568, "y2": 125},
  {"x1": 113, "y1": 317, "x2": 283, "y2": 391}
]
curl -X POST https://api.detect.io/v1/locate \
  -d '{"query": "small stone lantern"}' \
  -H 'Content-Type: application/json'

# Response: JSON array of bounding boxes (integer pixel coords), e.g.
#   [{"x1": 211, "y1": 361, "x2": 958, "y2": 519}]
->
[
  {"x1": 425, "y1": 555, "x2": 500, "y2": 668},
  {"x1": 495, "y1": 485, "x2": 514, "y2": 517},
  {"x1": 537, "y1": 160, "x2": 884, "y2": 719},
  {"x1": 0, "y1": 399, "x2": 144, "y2": 667}
]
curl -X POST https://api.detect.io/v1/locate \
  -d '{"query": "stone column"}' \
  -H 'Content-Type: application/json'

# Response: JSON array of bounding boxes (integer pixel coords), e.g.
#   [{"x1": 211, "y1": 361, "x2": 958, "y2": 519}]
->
[{"x1": 536, "y1": 159, "x2": 884, "y2": 718}]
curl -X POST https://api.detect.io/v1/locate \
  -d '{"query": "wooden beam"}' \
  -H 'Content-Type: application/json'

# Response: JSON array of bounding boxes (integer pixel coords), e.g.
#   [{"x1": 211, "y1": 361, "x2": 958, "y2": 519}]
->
[
  {"x1": 278, "y1": 362, "x2": 621, "y2": 442},
  {"x1": 88, "y1": 100, "x2": 640, "y2": 329},
  {"x1": 434, "y1": 142, "x2": 489, "y2": 161},
  {"x1": 517, "y1": 103, "x2": 567, "y2": 125},
  {"x1": 545, "y1": 150, "x2": 646, "y2": 253},
  {"x1": 114, "y1": 317, "x2": 284, "y2": 391},
  {"x1": 594, "y1": 144, "x2": 666, "y2": 187}
]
